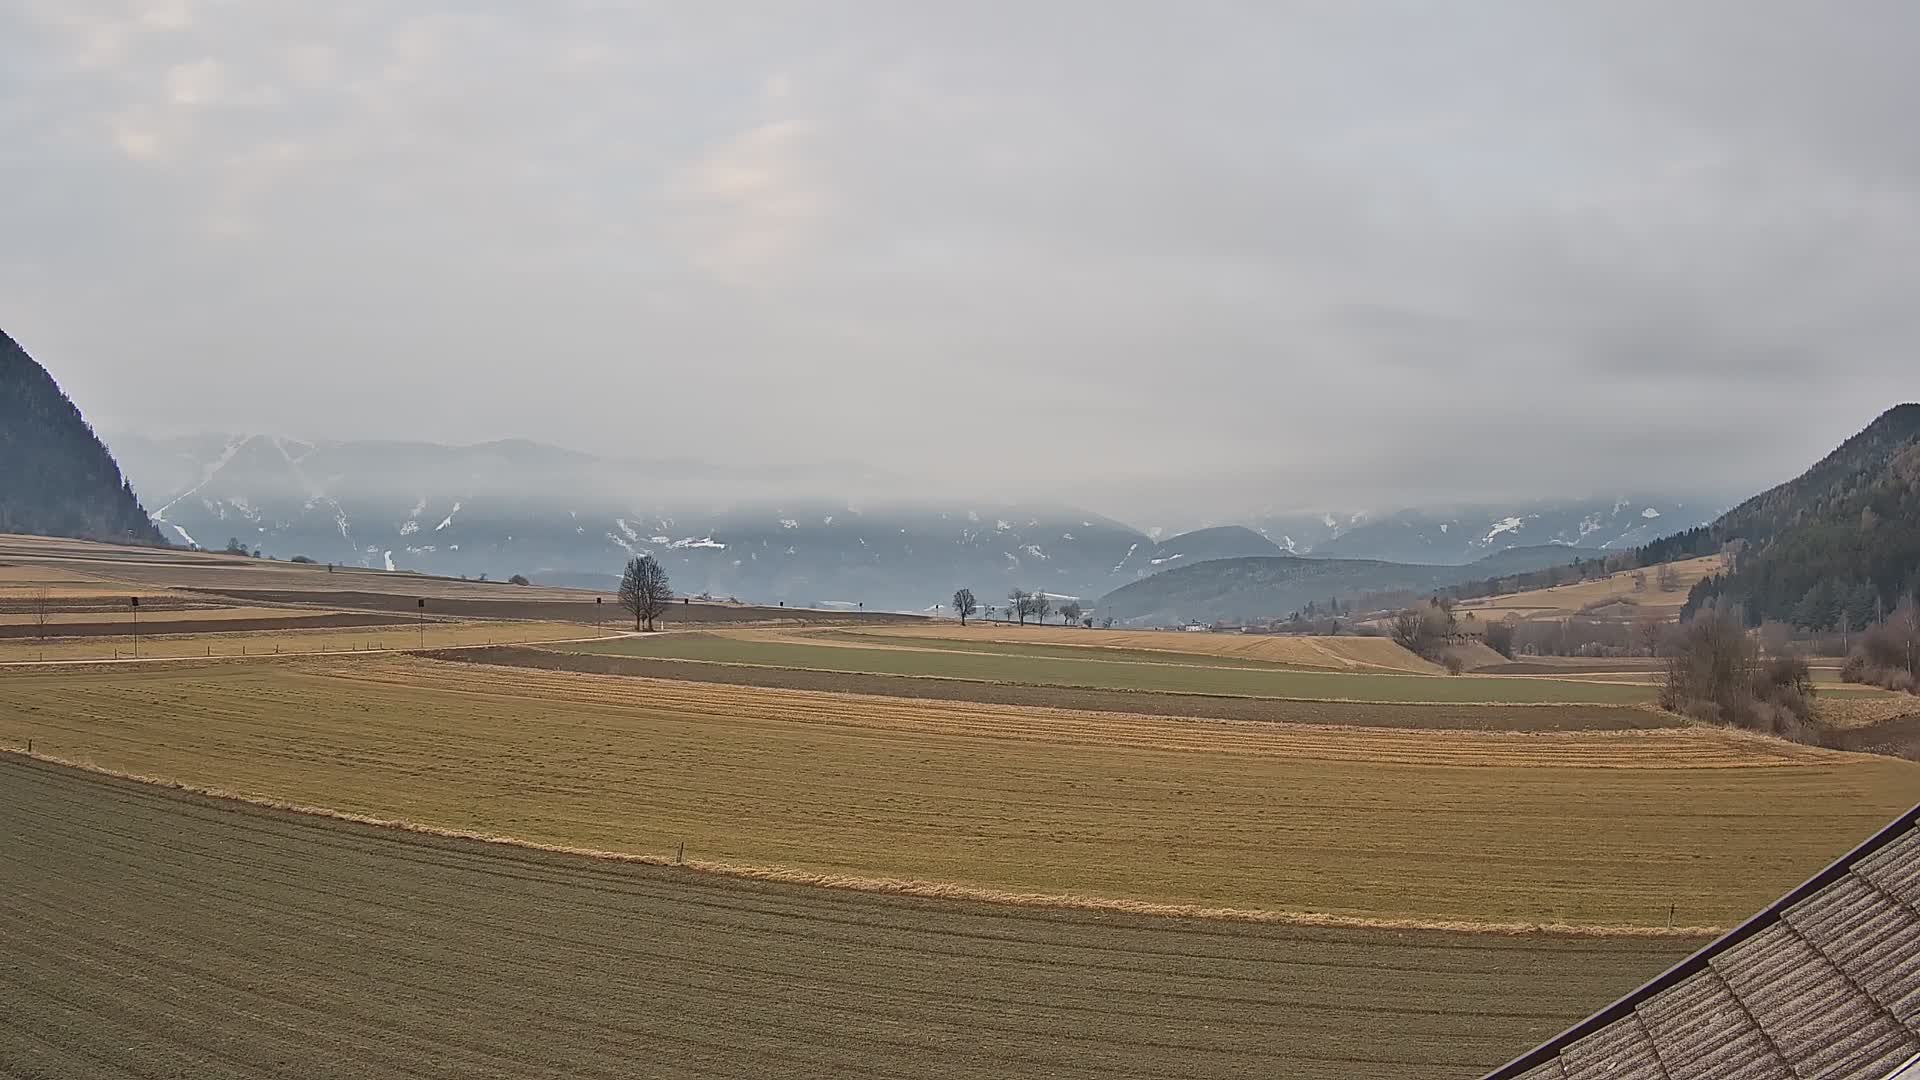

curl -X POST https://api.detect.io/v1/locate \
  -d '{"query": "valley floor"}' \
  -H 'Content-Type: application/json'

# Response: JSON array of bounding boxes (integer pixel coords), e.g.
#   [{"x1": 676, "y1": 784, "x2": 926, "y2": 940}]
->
[
  {"x1": 3, "y1": 656, "x2": 1909, "y2": 928},
  {"x1": 5, "y1": 536, "x2": 1916, "y2": 1079},
  {"x1": 0, "y1": 756, "x2": 1698, "y2": 1080}
]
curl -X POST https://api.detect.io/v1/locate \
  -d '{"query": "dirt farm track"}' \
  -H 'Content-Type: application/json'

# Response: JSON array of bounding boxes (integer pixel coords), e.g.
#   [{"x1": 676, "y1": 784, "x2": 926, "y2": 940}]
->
[{"x1": 0, "y1": 756, "x2": 1695, "y2": 1080}]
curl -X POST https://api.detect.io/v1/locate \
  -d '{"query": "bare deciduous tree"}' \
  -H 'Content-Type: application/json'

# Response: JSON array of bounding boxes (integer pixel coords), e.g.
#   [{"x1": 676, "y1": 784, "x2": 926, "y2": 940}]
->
[
  {"x1": 952, "y1": 588, "x2": 977, "y2": 626},
  {"x1": 1028, "y1": 591, "x2": 1051, "y2": 626},
  {"x1": 1661, "y1": 602, "x2": 1818, "y2": 739},
  {"x1": 1429, "y1": 595, "x2": 1458, "y2": 641},
  {"x1": 618, "y1": 555, "x2": 672, "y2": 631},
  {"x1": 1656, "y1": 562, "x2": 1682, "y2": 592},
  {"x1": 1390, "y1": 608, "x2": 1429, "y2": 655},
  {"x1": 1008, "y1": 588, "x2": 1031, "y2": 626},
  {"x1": 31, "y1": 586, "x2": 52, "y2": 641},
  {"x1": 1484, "y1": 616, "x2": 1516, "y2": 659},
  {"x1": 1059, "y1": 600, "x2": 1083, "y2": 626},
  {"x1": 1630, "y1": 613, "x2": 1667, "y2": 657}
]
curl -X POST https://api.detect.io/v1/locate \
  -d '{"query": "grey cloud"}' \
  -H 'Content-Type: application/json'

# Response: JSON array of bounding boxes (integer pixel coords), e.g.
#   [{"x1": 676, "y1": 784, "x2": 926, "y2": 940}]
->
[{"x1": 2, "y1": 0, "x2": 1917, "y2": 522}]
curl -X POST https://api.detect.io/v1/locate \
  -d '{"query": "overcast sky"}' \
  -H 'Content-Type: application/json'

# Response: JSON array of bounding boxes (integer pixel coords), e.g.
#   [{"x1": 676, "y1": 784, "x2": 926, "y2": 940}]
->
[{"x1": 4, "y1": 1, "x2": 1916, "y2": 515}]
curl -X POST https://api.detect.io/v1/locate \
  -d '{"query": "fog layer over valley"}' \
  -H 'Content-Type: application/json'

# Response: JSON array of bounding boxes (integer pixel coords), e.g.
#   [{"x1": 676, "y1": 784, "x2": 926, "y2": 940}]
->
[{"x1": 107, "y1": 430, "x2": 1719, "y2": 613}]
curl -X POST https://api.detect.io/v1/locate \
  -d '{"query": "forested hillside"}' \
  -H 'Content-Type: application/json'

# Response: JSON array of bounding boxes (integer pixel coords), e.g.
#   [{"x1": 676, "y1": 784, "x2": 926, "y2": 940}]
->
[
  {"x1": 0, "y1": 329, "x2": 162, "y2": 544},
  {"x1": 1095, "y1": 545, "x2": 1585, "y2": 626},
  {"x1": 1682, "y1": 404, "x2": 1920, "y2": 627}
]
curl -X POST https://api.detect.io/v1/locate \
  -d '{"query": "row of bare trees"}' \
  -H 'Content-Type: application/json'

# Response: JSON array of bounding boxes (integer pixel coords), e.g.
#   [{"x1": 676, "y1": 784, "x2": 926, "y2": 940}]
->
[{"x1": 951, "y1": 587, "x2": 1087, "y2": 627}]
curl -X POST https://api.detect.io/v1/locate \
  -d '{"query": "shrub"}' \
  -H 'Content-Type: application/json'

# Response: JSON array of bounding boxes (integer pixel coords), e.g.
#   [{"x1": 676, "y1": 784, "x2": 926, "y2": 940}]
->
[
  {"x1": 289, "y1": 555, "x2": 315, "y2": 564},
  {"x1": 1660, "y1": 603, "x2": 1818, "y2": 741},
  {"x1": 1484, "y1": 618, "x2": 1516, "y2": 659},
  {"x1": 1441, "y1": 652, "x2": 1465, "y2": 675},
  {"x1": 508, "y1": 574, "x2": 531, "y2": 586},
  {"x1": 1841, "y1": 601, "x2": 1920, "y2": 694}
]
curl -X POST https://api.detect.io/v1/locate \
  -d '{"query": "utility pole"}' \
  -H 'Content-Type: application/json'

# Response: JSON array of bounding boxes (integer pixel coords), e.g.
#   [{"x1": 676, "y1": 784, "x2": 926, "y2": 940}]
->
[
  {"x1": 596, "y1": 596, "x2": 603, "y2": 630},
  {"x1": 417, "y1": 598, "x2": 426, "y2": 649},
  {"x1": 130, "y1": 596, "x2": 139, "y2": 658}
]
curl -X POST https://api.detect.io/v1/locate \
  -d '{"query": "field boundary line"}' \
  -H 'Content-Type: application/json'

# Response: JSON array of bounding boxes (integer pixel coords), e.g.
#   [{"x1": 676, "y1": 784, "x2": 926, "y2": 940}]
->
[{"x1": 0, "y1": 748, "x2": 1725, "y2": 939}]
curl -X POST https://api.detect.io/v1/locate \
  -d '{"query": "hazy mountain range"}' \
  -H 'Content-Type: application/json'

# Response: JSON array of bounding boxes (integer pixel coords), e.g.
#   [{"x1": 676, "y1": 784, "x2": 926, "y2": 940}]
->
[
  {"x1": 104, "y1": 430, "x2": 1718, "y2": 614},
  {"x1": 1095, "y1": 544, "x2": 1596, "y2": 627}
]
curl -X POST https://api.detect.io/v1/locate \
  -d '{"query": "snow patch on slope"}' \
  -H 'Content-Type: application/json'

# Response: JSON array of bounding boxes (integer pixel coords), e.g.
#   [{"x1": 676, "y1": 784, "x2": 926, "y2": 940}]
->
[
  {"x1": 435, "y1": 502, "x2": 462, "y2": 531},
  {"x1": 1483, "y1": 516, "x2": 1527, "y2": 544},
  {"x1": 153, "y1": 434, "x2": 250, "y2": 521}
]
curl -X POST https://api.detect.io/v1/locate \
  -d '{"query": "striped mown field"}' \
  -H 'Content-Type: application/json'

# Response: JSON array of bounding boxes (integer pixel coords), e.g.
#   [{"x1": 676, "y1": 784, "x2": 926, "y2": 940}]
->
[
  {"x1": 0, "y1": 756, "x2": 1701, "y2": 1080},
  {"x1": 0, "y1": 620, "x2": 603, "y2": 662},
  {"x1": 555, "y1": 632, "x2": 1660, "y2": 704},
  {"x1": 823, "y1": 622, "x2": 1452, "y2": 671},
  {"x1": 3, "y1": 656, "x2": 1911, "y2": 928}
]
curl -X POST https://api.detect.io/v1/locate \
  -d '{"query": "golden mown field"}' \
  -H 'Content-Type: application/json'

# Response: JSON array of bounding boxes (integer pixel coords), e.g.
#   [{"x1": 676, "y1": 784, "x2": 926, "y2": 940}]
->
[
  {"x1": 853, "y1": 621, "x2": 1449, "y2": 671},
  {"x1": 2, "y1": 758, "x2": 1700, "y2": 1080},
  {"x1": 0, "y1": 620, "x2": 604, "y2": 662},
  {"x1": 4, "y1": 656, "x2": 1911, "y2": 929},
  {"x1": 1458, "y1": 554, "x2": 1725, "y2": 619}
]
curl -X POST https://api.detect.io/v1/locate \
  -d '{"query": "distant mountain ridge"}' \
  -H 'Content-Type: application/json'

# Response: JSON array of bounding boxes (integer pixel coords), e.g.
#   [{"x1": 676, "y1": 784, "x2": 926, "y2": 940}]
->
[
  {"x1": 1679, "y1": 404, "x2": 1920, "y2": 625},
  {"x1": 108, "y1": 428, "x2": 1718, "y2": 613},
  {"x1": 1287, "y1": 497, "x2": 1716, "y2": 564},
  {"x1": 106, "y1": 432, "x2": 1287, "y2": 610},
  {"x1": 1094, "y1": 544, "x2": 1588, "y2": 626},
  {"x1": 0, "y1": 329, "x2": 161, "y2": 545}
]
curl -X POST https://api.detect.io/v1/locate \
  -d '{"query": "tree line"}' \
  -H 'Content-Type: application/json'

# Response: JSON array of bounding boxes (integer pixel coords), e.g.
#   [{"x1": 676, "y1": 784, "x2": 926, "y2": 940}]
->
[{"x1": 951, "y1": 587, "x2": 1093, "y2": 627}]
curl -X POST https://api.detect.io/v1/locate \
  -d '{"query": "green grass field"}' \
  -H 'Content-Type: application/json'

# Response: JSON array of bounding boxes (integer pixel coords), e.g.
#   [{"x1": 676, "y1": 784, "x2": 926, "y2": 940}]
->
[
  {"x1": 817, "y1": 629, "x2": 1318, "y2": 668},
  {"x1": 559, "y1": 633, "x2": 1659, "y2": 704}
]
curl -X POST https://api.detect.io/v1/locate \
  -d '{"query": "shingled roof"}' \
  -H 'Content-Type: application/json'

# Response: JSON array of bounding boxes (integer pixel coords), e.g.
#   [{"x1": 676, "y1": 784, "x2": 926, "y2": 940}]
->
[{"x1": 1486, "y1": 804, "x2": 1920, "y2": 1080}]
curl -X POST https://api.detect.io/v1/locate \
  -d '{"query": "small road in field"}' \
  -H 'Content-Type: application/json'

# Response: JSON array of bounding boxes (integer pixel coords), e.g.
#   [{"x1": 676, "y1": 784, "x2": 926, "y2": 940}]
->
[{"x1": 0, "y1": 755, "x2": 1695, "y2": 1080}]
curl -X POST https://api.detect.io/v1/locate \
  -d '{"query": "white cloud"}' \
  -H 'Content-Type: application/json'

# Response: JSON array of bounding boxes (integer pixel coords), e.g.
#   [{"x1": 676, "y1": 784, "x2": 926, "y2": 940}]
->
[
  {"x1": 5, "y1": 2, "x2": 1919, "y2": 517},
  {"x1": 112, "y1": 124, "x2": 162, "y2": 161},
  {"x1": 669, "y1": 119, "x2": 827, "y2": 278},
  {"x1": 165, "y1": 59, "x2": 223, "y2": 105}
]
